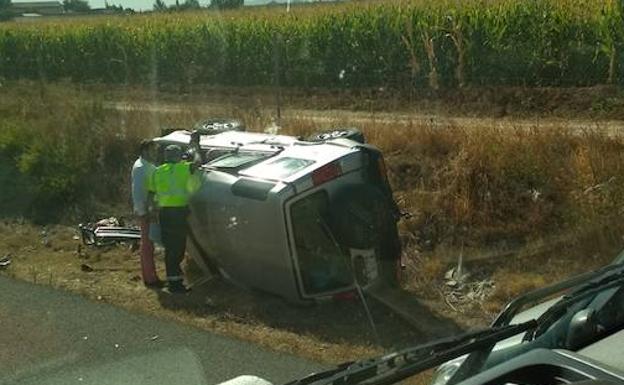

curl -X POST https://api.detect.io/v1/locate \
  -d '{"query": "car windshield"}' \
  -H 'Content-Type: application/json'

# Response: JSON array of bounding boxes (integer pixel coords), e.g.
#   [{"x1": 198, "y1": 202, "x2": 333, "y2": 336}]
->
[
  {"x1": 206, "y1": 152, "x2": 271, "y2": 168},
  {"x1": 242, "y1": 157, "x2": 315, "y2": 180},
  {"x1": 4, "y1": 1, "x2": 624, "y2": 384}
]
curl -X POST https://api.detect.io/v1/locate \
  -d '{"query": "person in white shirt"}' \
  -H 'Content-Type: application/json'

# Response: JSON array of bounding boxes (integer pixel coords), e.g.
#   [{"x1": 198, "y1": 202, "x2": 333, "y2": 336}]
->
[{"x1": 131, "y1": 140, "x2": 162, "y2": 288}]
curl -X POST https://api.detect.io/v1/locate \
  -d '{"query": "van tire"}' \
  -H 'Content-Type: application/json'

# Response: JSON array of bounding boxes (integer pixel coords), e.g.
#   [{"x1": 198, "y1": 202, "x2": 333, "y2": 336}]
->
[
  {"x1": 307, "y1": 128, "x2": 365, "y2": 144},
  {"x1": 193, "y1": 118, "x2": 245, "y2": 135}
]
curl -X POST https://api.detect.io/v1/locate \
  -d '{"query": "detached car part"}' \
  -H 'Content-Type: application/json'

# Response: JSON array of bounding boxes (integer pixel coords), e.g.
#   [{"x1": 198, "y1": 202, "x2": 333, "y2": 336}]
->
[{"x1": 79, "y1": 222, "x2": 140, "y2": 247}]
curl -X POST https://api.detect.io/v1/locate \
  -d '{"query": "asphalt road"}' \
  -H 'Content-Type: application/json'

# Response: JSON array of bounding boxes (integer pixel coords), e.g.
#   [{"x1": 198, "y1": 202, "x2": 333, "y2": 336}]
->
[{"x1": 0, "y1": 277, "x2": 323, "y2": 385}]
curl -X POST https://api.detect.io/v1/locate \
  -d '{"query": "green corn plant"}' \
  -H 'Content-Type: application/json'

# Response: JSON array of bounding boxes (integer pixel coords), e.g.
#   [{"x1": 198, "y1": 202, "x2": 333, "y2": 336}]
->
[
  {"x1": 0, "y1": 0, "x2": 621, "y2": 90},
  {"x1": 596, "y1": 0, "x2": 623, "y2": 84}
]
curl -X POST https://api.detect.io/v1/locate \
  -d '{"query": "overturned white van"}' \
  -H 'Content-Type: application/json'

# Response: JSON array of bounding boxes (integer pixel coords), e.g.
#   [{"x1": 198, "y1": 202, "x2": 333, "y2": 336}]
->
[{"x1": 151, "y1": 125, "x2": 402, "y2": 302}]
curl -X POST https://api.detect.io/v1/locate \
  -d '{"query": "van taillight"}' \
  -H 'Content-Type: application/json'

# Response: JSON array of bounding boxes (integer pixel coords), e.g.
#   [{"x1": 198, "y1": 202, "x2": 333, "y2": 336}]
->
[
  {"x1": 312, "y1": 162, "x2": 342, "y2": 186},
  {"x1": 333, "y1": 290, "x2": 357, "y2": 301}
]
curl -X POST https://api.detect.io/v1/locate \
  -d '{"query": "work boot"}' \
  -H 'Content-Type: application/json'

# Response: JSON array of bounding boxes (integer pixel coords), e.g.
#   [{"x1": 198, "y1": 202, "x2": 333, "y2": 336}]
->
[
  {"x1": 144, "y1": 279, "x2": 166, "y2": 289},
  {"x1": 164, "y1": 281, "x2": 190, "y2": 294}
]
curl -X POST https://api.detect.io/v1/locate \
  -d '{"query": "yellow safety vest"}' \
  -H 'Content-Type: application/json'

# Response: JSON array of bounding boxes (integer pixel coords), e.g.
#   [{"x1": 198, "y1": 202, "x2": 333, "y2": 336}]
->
[{"x1": 149, "y1": 162, "x2": 200, "y2": 208}]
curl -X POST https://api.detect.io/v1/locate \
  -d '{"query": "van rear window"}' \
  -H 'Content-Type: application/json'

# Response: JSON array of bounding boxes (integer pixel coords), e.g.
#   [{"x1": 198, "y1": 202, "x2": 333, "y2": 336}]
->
[
  {"x1": 243, "y1": 157, "x2": 314, "y2": 180},
  {"x1": 290, "y1": 191, "x2": 352, "y2": 295}
]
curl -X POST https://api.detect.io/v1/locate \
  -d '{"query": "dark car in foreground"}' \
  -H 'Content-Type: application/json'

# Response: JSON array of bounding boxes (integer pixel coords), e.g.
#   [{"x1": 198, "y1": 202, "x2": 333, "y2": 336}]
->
[{"x1": 430, "y1": 251, "x2": 624, "y2": 385}]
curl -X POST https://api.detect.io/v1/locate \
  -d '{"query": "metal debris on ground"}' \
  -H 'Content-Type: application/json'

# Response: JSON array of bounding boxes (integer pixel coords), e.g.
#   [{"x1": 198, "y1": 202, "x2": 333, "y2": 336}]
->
[
  {"x1": 441, "y1": 257, "x2": 495, "y2": 311},
  {"x1": 97, "y1": 217, "x2": 121, "y2": 227},
  {"x1": 0, "y1": 255, "x2": 12, "y2": 269},
  {"x1": 80, "y1": 263, "x2": 94, "y2": 272},
  {"x1": 444, "y1": 266, "x2": 470, "y2": 287},
  {"x1": 79, "y1": 217, "x2": 140, "y2": 247}
]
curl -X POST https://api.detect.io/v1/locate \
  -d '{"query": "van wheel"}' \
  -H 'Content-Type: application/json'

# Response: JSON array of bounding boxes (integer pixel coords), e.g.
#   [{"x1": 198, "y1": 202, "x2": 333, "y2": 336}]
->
[
  {"x1": 193, "y1": 118, "x2": 245, "y2": 135},
  {"x1": 307, "y1": 128, "x2": 365, "y2": 144}
]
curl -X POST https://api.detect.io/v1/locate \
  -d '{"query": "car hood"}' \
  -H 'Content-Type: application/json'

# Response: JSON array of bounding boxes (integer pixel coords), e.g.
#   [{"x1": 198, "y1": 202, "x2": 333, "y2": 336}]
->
[
  {"x1": 578, "y1": 328, "x2": 624, "y2": 372},
  {"x1": 437, "y1": 297, "x2": 561, "y2": 372}
]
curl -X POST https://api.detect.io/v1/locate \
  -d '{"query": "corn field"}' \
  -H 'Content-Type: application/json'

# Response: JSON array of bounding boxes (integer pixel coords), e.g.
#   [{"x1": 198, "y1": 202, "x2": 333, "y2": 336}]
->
[{"x1": 0, "y1": 0, "x2": 622, "y2": 89}]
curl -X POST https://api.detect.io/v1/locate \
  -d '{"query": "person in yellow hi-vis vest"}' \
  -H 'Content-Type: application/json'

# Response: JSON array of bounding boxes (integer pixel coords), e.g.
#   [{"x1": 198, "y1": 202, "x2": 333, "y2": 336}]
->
[{"x1": 148, "y1": 141, "x2": 202, "y2": 294}]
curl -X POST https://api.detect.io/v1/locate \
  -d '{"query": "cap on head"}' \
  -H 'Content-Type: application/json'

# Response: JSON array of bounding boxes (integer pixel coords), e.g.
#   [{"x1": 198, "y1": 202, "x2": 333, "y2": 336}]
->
[
  {"x1": 164, "y1": 144, "x2": 183, "y2": 163},
  {"x1": 139, "y1": 139, "x2": 152, "y2": 156}
]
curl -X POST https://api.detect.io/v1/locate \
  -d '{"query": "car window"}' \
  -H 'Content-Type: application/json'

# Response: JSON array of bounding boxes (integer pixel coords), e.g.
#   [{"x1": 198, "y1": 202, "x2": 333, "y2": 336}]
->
[
  {"x1": 243, "y1": 157, "x2": 315, "y2": 180},
  {"x1": 206, "y1": 152, "x2": 270, "y2": 169},
  {"x1": 290, "y1": 191, "x2": 352, "y2": 295}
]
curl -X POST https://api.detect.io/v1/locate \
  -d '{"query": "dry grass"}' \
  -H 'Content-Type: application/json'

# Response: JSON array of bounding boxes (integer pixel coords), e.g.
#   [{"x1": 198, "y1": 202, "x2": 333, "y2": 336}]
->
[
  {"x1": 486, "y1": 272, "x2": 547, "y2": 313},
  {"x1": 279, "y1": 117, "x2": 624, "y2": 251}
]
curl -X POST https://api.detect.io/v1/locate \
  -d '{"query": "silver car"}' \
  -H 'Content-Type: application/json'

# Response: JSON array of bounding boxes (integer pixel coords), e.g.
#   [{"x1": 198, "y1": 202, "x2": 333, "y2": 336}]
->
[{"x1": 152, "y1": 125, "x2": 401, "y2": 302}]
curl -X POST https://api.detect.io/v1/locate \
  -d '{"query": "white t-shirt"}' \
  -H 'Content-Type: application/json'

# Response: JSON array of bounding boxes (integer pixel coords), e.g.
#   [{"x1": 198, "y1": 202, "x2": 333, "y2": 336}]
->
[{"x1": 131, "y1": 157, "x2": 156, "y2": 216}]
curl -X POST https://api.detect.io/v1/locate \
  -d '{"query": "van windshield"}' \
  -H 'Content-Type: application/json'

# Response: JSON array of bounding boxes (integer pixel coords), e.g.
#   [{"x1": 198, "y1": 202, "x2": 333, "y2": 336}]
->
[
  {"x1": 290, "y1": 191, "x2": 352, "y2": 295},
  {"x1": 243, "y1": 157, "x2": 315, "y2": 180},
  {"x1": 206, "y1": 152, "x2": 271, "y2": 169}
]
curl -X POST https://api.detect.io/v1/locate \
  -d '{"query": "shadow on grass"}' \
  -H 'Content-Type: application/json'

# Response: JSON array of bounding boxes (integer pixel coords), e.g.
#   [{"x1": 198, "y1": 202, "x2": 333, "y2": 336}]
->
[
  {"x1": 155, "y1": 277, "x2": 462, "y2": 351},
  {"x1": 0, "y1": 158, "x2": 37, "y2": 220}
]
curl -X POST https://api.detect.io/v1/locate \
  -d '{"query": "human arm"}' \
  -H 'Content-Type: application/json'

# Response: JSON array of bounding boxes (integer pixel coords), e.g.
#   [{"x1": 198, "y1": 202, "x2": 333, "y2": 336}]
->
[
  {"x1": 131, "y1": 162, "x2": 148, "y2": 217},
  {"x1": 188, "y1": 131, "x2": 205, "y2": 174}
]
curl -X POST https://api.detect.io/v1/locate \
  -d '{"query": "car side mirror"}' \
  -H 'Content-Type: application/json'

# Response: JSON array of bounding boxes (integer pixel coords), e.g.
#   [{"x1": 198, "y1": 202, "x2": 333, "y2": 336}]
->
[{"x1": 566, "y1": 308, "x2": 598, "y2": 350}]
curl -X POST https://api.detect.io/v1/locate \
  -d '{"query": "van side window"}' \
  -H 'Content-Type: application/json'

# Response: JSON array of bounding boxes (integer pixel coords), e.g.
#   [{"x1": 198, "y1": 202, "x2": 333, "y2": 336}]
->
[{"x1": 290, "y1": 191, "x2": 352, "y2": 295}]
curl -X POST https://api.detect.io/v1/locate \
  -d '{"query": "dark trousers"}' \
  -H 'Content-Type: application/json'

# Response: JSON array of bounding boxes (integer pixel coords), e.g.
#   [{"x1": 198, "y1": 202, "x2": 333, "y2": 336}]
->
[{"x1": 159, "y1": 207, "x2": 189, "y2": 286}]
